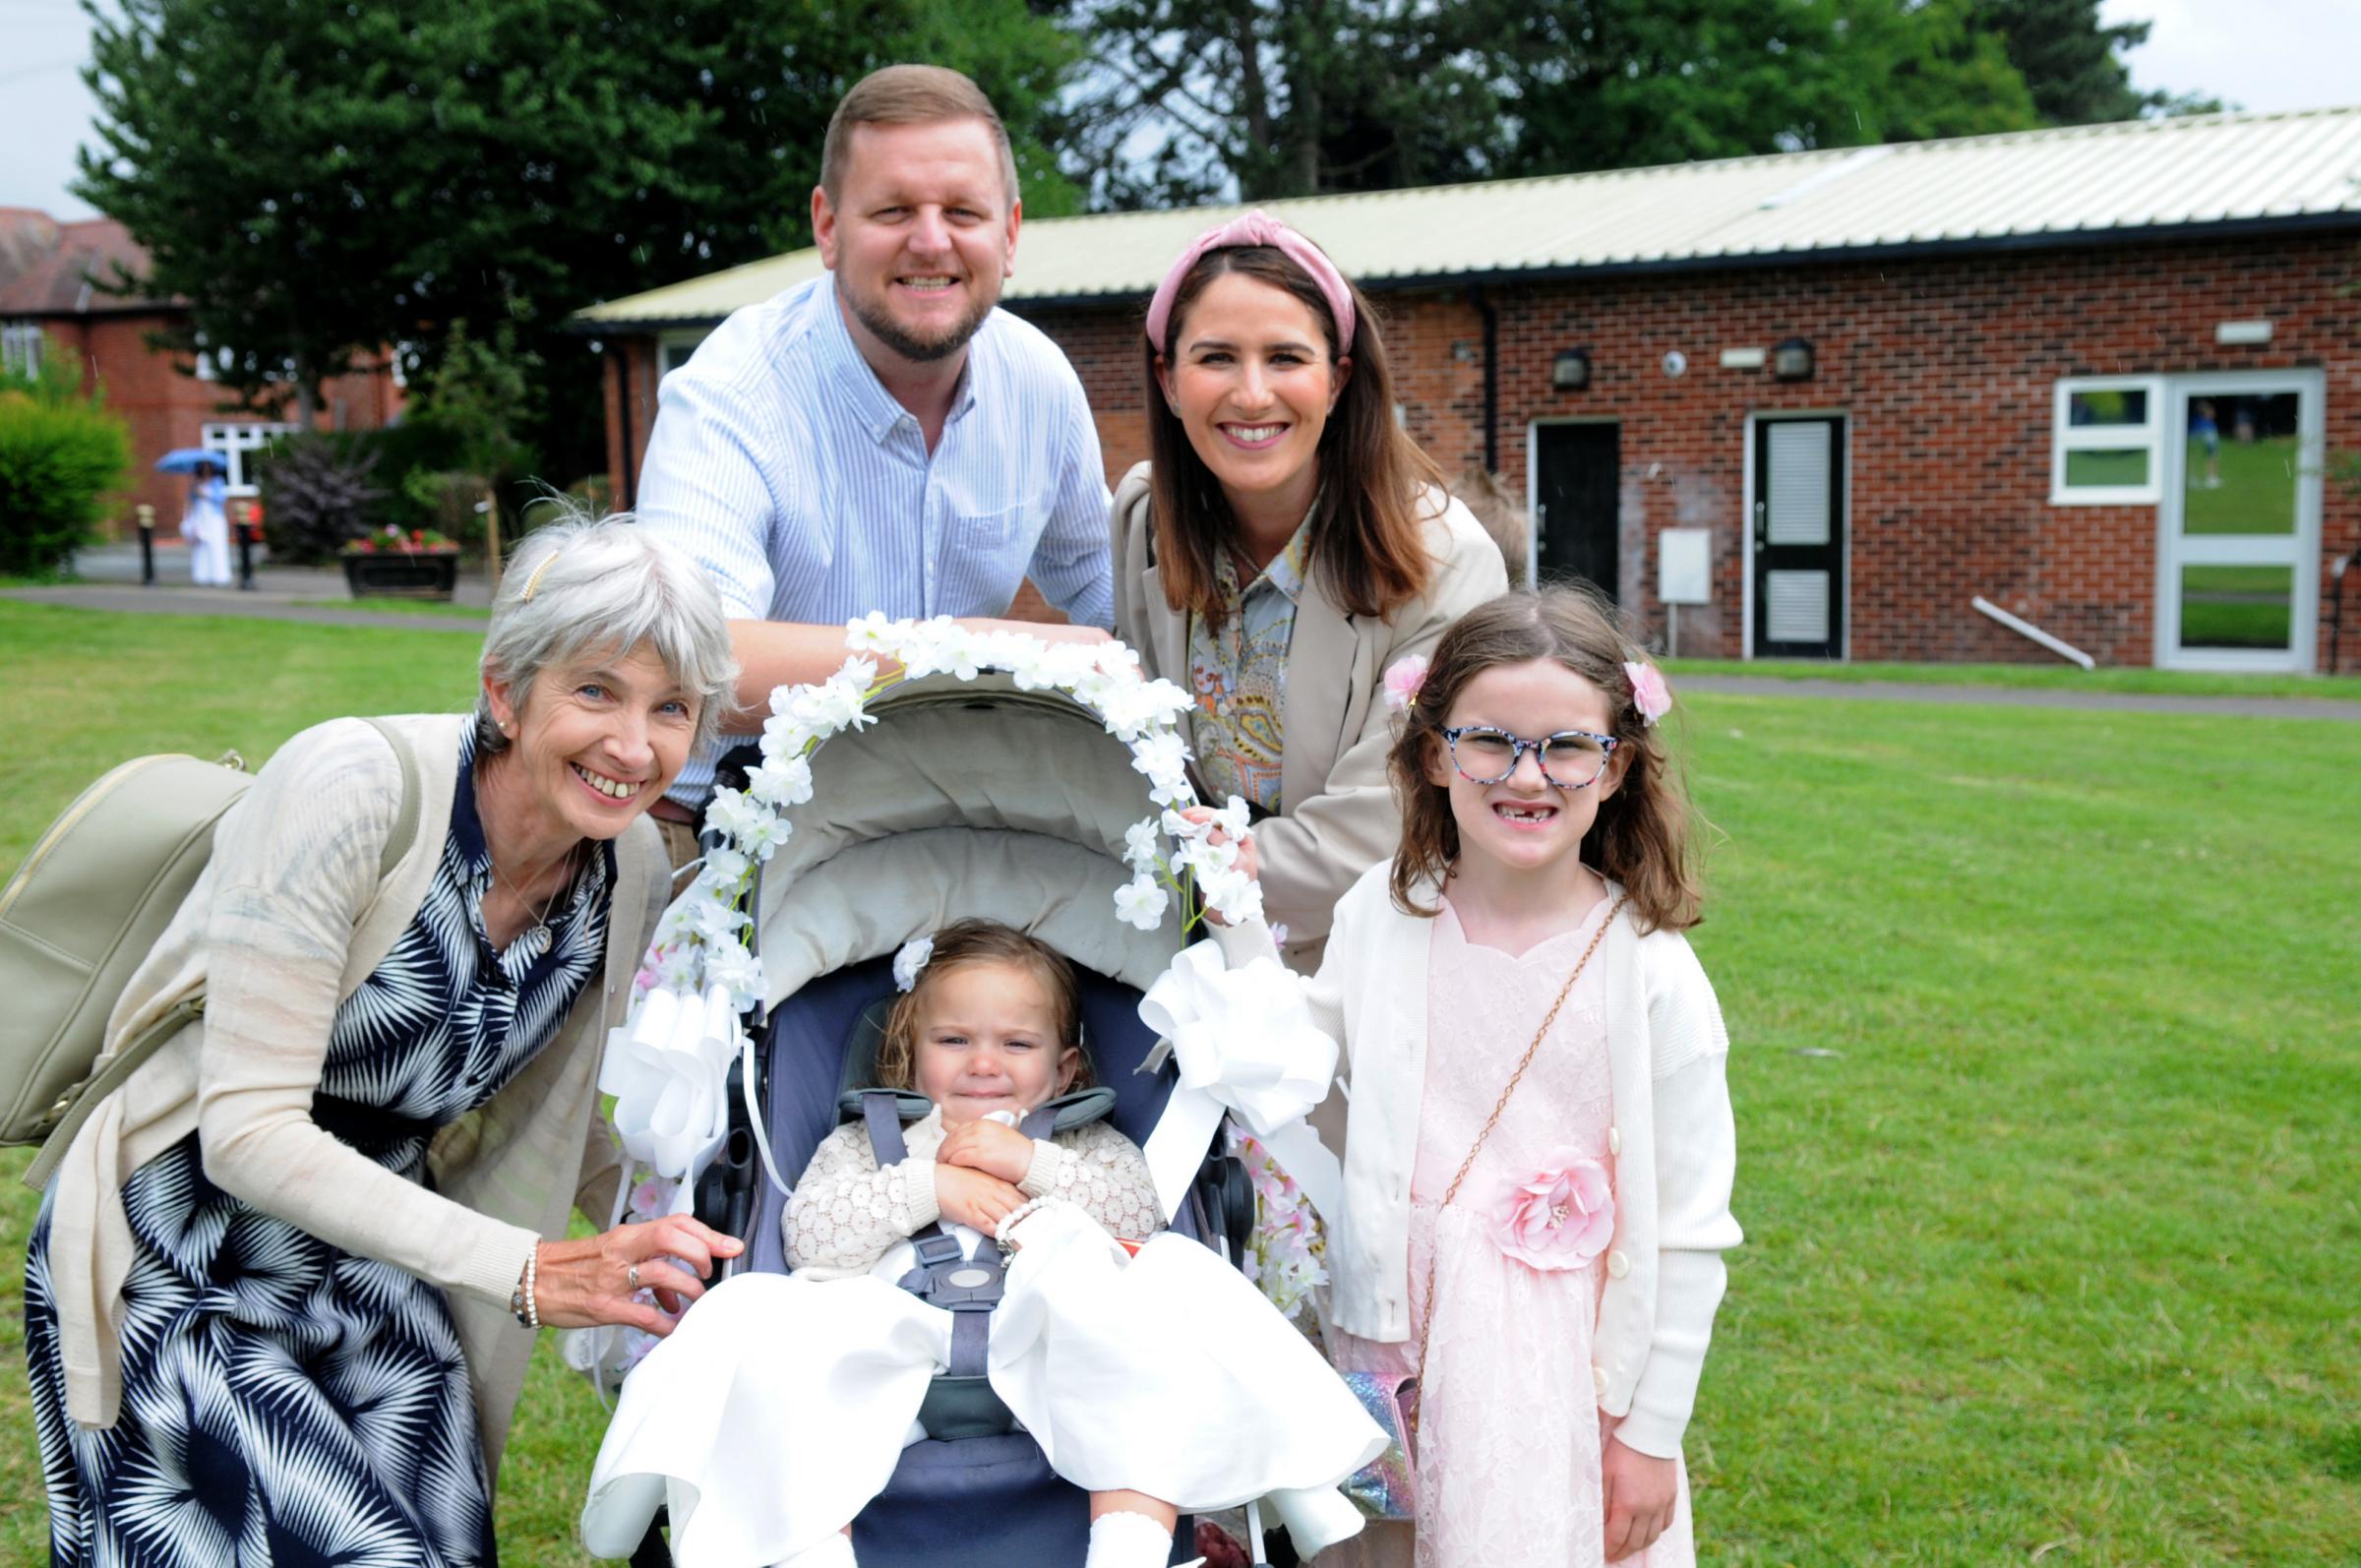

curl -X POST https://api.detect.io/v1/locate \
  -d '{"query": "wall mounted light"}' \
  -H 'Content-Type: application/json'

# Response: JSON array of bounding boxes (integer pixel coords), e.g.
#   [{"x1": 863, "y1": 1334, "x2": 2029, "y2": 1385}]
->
[
  {"x1": 1772, "y1": 336, "x2": 1815, "y2": 383},
  {"x1": 1551, "y1": 347, "x2": 1593, "y2": 392}
]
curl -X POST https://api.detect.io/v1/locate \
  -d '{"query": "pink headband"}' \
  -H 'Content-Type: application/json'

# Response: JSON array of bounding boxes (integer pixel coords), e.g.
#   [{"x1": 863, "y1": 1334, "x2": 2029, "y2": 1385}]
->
[{"x1": 1143, "y1": 210, "x2": 1356, "y2": 355}]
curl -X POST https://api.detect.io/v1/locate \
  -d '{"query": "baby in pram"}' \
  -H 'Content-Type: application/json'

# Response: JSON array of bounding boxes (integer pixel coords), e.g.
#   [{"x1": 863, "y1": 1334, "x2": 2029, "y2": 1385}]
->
[{"x1": 582, "y1": 919, "x2": 1381, "y2": 1568}]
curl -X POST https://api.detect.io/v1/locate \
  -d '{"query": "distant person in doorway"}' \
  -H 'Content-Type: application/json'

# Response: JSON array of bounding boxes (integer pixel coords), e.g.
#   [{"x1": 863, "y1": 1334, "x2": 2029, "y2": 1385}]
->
[{"x1": 2189, "y1": 399, "x2": 2221, "y2": 490}]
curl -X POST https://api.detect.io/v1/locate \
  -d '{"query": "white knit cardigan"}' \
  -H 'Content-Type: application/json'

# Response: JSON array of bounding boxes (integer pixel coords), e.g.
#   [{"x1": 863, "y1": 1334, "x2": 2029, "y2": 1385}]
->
[
  {"x1": 1266, "y1": 863, "x2": 1742, "y2": 1460},
  {"x1": 41, "y1": 713, "x2": 669, "y2": 1478}
]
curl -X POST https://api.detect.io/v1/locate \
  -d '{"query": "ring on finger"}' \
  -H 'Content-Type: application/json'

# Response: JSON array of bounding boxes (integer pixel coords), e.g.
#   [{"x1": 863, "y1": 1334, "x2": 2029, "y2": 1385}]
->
[{"x1": 627, "y1": 1262, "x2": 640, "y2": 1292}]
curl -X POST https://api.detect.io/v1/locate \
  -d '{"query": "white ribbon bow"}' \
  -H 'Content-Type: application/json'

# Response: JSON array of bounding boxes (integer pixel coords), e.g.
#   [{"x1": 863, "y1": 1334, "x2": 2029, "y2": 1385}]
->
[
  {"x1": 599, "y1": 983, "x2": 743, "y2": 1183},
  {"x1": 1136, "y1": 938, "x2": 1343, "y2": 1224}
]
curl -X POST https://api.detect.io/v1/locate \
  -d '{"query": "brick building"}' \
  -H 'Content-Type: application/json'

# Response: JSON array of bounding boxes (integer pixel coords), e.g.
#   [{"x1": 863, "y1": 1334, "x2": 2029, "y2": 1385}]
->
[
  {"x1": 578, "y1": 108, "x2": 2361, "y2": 674},
  {"x1": 0, "y1": 210, "x2": 403, "y2": 531}
]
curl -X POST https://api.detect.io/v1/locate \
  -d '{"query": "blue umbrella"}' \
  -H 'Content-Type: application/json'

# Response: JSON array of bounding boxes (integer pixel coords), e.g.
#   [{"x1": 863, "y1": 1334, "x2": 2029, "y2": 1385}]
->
[{"x1": 155, "y1": 448, "x2": 225, "y2": 474}]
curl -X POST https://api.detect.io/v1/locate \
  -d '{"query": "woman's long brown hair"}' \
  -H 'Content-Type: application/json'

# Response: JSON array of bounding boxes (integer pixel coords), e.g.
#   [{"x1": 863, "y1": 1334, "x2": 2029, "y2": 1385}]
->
[
  {"x1": 1145, "y1": 246, "x2": 1442, "y2": 629},
  {"x1": 1387, "y1": 586, "x2": 1707, "y2": 934}
]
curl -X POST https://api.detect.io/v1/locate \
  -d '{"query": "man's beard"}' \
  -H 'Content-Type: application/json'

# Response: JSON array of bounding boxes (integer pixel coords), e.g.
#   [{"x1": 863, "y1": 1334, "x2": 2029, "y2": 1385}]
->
[{"x1": 839, "y1": 275, "x2": 993, "y2": 364}]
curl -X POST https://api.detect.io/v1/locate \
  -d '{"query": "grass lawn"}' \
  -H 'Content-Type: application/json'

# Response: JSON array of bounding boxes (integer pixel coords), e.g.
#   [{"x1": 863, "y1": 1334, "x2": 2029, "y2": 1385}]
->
[{"x1": 3, "y1": 601, "x2": 2357, "y2": 1563}]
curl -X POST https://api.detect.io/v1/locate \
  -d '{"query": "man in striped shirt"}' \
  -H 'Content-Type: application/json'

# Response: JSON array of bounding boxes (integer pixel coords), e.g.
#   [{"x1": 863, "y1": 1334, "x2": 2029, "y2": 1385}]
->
[{"x1": 637, "y1": 65, "x2": 1116, "y2": 842}]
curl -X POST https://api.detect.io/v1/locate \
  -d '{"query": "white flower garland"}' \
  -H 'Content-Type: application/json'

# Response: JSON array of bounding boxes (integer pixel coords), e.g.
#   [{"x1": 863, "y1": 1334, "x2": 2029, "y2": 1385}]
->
[{"x1": 633, "y1": 615, "x2": 1264, "y2": 1011}]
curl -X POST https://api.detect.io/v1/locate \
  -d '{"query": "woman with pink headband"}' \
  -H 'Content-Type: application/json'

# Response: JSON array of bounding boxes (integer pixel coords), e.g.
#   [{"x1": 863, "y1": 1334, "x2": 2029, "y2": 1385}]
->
[{"x1": 1112, "y1": 211, "x2": 1507, "y2": 970}]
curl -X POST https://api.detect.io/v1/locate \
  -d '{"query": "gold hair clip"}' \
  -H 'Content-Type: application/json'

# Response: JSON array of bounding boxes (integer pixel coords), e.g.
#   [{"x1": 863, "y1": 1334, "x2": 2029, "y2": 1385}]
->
[{"x1": 518, "y1": 550, "x2": 561, "y2": 603}]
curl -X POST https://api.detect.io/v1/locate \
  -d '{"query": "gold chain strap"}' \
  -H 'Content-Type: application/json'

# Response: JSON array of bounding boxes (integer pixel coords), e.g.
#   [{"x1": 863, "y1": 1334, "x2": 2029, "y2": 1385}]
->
[{"x1": 1411, "y1": 896, "x2": 1625, "y2": 1428}]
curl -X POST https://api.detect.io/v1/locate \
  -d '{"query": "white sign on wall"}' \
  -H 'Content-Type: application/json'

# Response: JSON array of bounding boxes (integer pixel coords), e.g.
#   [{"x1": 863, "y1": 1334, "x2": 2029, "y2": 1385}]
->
[{"x1": 1659, "y1": 528, "x2": 1712, "y2": 605}]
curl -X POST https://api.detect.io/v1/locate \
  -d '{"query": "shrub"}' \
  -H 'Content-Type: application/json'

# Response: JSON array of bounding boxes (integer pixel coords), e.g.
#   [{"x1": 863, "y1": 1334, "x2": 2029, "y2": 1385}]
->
[
  {"x1": 255, "y1": 433, "x2": 387, "y2": 565},
  {"x1": 0, "y1": 347, "x2": 132, "y2": 577}
]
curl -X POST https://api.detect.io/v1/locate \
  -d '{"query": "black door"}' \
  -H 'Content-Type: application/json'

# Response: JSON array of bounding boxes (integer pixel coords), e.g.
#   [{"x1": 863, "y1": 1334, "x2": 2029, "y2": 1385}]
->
[
  {"x1": 1534, "y1": 422, "x2": 1619, "y2": 599},
  {"x1": 1751, "y1": 417, "x2": 1846, "y2": 659}
]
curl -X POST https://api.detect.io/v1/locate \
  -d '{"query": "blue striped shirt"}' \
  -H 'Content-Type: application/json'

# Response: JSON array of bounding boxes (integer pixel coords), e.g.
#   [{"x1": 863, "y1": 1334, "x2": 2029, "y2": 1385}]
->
[{"x1": 636, "y1": 274, "x2": 1115, "y2": 803}]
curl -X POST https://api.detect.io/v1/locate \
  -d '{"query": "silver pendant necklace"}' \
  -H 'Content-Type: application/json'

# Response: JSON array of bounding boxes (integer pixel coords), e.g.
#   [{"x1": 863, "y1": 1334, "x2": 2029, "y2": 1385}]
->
[{"x1": 490, "y1": 847, "x2": 574, "y2": 950}]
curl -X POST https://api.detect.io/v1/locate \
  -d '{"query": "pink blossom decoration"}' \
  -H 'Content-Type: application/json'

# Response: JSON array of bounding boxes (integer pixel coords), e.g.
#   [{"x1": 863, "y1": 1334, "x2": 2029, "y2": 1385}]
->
[
  {"x1": 1488, "y1": 1148, "x2": 1614, "y2": 1272},
  {"x1": 1382, "y1": 654, "x2": 1430, "y2": 714},
  {"x1": 1623, "y1": 660, "x2": 1671, "y2": 727}
]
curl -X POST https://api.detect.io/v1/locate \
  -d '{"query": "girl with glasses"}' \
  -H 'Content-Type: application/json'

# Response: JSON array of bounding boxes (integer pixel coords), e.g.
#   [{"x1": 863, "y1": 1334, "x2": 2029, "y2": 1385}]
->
[{"x1": 1268, "y1": 585, "x2": 1741, "y2": 1568}]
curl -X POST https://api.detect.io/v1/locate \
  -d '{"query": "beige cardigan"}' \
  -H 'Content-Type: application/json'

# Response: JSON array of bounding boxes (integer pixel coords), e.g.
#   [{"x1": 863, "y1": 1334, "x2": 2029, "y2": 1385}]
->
[
  {"x1": 42, "y1": 713, "x2": 669, "y2": 1479},
  {"x1": 1269, "y1": 864, "x2": 1741, "y2": 1461},
  {"x1": 1111, "y1": 460, "x2": 1508, "y2": 965}
]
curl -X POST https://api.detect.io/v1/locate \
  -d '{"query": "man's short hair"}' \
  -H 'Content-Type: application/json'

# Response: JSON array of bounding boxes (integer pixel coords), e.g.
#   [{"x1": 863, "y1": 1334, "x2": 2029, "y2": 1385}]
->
[{"x1": 820, "y1": 64, "x2": 1019, "y2": 209}]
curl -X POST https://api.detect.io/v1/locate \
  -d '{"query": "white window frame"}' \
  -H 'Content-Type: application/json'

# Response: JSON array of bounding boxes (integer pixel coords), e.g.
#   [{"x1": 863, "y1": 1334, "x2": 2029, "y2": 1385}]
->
[
  {"x1": 2050, "y1": 376, "x2": 2164, "y2": 505},
  {"x1": 2, "y1": 320, "x2": 42, "y2": 378},
  {"x1": 200, "y1": 421, "x2": 303, "y2": 498},
  {"x1": 657, "y1": 329, "x2": 709, "y2": 381}
]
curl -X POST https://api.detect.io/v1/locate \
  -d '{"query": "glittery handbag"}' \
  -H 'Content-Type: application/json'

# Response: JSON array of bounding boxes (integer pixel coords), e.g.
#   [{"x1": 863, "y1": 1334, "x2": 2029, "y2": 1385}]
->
[{"x1": 1338, "y1": 1371, "x2": 1419, "y2": 1520}]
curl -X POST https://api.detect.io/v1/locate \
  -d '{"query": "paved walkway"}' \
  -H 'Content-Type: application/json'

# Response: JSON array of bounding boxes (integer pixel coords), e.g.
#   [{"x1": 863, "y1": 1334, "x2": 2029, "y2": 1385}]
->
[
  {"x1": 3, "y1": 542, "x2": 491, "y2": 632},
  {"x1": 14, "y1": 546, "x2": 2361, "y2": 719}
]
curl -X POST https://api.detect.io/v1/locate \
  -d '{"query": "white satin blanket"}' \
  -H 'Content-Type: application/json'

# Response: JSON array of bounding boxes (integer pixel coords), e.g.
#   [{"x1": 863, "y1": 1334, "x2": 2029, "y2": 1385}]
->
[{"x1": 580, "y1": 1206, "x2": 1383, "y2": 1566}]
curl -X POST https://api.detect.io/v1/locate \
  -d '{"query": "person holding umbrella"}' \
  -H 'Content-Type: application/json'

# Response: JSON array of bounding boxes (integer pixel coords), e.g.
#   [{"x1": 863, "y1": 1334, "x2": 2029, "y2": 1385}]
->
[{"x1": 157, "y1": 447, "x2": 231, "y2": 585}]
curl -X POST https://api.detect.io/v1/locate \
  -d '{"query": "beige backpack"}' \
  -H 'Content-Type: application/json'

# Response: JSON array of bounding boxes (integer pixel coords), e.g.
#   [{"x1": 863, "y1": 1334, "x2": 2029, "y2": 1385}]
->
[{"x1": 3, "y1": 719, "x2": 418, "y2": 1184}]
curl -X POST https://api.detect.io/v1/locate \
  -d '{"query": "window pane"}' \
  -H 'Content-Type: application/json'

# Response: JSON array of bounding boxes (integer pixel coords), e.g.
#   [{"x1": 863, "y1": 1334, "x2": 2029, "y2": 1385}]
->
[
  {"x1": 2068, "y1": 389, "x2": 2149, "y2": 427},
  {"x1": 2182, "y1": 393, "x2": 2300, "y2": 536},
  {"x1": 2179, "y1": 565, "x2": 2292, "y2": 651},
  {"x1": 2064, "y1": 448, "x2": 2149, "y2": 488}
]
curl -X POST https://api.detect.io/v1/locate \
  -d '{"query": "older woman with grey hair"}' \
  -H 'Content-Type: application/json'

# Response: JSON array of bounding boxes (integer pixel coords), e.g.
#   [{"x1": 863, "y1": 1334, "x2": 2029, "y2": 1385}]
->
[{"x1": 25, "y1": 515, "x2": 741, "y2": 1566}]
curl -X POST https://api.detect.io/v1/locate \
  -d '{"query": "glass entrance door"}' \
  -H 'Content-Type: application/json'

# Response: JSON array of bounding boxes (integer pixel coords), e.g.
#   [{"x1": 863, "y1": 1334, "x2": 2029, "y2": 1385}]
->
[{"x1": 2156, "y1": 372, "x2": 2324, "y2": 673}]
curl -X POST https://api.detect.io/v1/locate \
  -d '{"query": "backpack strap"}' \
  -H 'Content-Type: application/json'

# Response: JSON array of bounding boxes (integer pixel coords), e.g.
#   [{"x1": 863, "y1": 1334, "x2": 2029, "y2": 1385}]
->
[
  {"x1": 21, "y1": 720, "x2": 424, "y2": 1193},
  {"x1": 359, "y1": 717, "x2": 423, "y2": 879}
]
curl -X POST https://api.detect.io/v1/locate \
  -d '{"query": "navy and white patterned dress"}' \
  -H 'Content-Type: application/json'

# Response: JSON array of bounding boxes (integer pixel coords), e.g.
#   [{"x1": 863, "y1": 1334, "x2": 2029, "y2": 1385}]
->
[{"x1": 24, "y1": 736, "x2": 613, "y2": 1566}]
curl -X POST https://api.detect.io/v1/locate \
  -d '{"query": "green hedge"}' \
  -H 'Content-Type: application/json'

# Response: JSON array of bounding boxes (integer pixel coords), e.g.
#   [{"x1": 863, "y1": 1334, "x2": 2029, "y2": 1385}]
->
[{"x1": 0, "y1": 381, "x2": 132, "y2": 578}]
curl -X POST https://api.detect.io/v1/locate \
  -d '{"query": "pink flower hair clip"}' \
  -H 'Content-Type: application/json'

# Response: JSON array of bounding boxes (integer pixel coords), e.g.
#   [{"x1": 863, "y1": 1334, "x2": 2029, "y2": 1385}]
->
[
  {"x1": 1382, "y1": 654, "x2": 1430, "y2": 714},
  {"x1": 1623, "y1": 659, "x2": 1670, "y2": 727}
]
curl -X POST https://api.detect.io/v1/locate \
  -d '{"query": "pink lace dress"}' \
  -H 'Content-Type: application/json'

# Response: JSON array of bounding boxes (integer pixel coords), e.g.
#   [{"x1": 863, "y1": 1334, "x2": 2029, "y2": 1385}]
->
[{"x1": 1327, "y1": 898, "x2": 1695, "y2": 1568}]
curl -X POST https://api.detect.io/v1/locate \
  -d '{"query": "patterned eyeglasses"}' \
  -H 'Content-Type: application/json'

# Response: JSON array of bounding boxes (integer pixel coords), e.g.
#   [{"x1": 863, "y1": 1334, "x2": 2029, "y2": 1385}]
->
[{"x1": 1439, "y1": 725, "x2": 1619, "y2": 791}]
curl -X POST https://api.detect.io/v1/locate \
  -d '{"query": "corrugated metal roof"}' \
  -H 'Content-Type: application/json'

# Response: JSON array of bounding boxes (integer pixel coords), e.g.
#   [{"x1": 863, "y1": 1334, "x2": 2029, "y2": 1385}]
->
[{"x1": 575, "y1": 105, "x2": 2361, "y2": 328}]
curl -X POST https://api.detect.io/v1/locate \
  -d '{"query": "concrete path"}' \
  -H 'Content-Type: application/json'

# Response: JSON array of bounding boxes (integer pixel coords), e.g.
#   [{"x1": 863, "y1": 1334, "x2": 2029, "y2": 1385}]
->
[{"x1": 2, "y1": 542, "x2": 492, "y2": 632}]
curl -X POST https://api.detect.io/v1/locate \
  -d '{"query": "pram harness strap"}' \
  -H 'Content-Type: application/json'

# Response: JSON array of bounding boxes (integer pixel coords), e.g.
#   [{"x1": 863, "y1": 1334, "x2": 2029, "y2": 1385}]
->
[{"x1": 857, "y1": 1089, "x2": 1115, "y2": 1442}]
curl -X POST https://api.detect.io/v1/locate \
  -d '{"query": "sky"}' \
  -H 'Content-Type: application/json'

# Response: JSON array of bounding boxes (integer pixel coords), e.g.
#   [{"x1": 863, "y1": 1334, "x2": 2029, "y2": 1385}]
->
[{"x1": 3, "y1": 0, "x2": 2358, "y2": 222}]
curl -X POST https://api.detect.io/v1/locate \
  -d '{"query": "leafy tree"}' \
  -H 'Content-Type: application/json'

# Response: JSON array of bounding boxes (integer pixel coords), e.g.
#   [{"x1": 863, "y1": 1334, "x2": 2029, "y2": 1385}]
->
[
  {"x1": 0, "y1": 332, "x2": 132, "y2": 577},
  {"x1": 1969, "y1": 0, "x2": 2223, "y2": 126},
  {"x1": 397, "y1": 319, "x2": 539, "y2": 537},
  {"x1": 76, "y1": 0, "x2": 1080, "y2": 478},
  {"x1": 1058, "y1": 0, "x2": 2051, "y2": 206}
]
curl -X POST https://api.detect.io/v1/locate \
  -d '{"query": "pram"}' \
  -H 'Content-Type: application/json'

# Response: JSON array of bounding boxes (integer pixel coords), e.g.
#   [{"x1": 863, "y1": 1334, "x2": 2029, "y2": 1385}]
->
[{"x1": 627, "y1": 669, "x2": 1266, "y2": 1568}]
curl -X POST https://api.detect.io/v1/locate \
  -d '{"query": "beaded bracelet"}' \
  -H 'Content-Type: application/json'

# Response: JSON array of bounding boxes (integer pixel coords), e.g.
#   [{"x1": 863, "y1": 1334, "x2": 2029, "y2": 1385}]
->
[
  {"x1": 994, "y1": 1197, "x2": 1049, "y2": 1250},
  {"x1": 510, "y1": 1244, "x2": 540, "y2": 1329}
]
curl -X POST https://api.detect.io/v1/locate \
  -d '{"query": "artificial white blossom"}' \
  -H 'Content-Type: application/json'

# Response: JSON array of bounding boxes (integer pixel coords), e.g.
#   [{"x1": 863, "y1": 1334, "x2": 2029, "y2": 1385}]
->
[
  {"x1": 893, "y1": 935, "x2": 935, "y2": 993},
  {"x1": 846, "y1": 611, "x2": 898, "y2": 653},
  {"x1": 1115, "y1": 875, "x2": 1170, "y2": 932},
  {"x1": 704, "y1": 940, "x2": 766, "y2": 1008},
  {"x1": 1123, "y1": 819, "x2": 1162, "y2": 874},
  {"x1": 733, "y1": 812, "x2": 793, "y2": 862},
  {"x1": 746, "y1": 753, "x2": 816, "y2": 809}
]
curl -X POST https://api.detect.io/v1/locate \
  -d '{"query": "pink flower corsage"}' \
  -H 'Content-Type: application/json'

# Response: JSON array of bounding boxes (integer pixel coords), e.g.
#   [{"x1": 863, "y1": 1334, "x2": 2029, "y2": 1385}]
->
[
  {"x1": 1623, "y1": 660, "x2": 1671, "y2": 727},
  {"x1": 1382, "y1": 654, "x2": 1430, "y2": 713},
  {"x1": 1488, "y1": 1148, "x2": 1614, "y2": 1272}
]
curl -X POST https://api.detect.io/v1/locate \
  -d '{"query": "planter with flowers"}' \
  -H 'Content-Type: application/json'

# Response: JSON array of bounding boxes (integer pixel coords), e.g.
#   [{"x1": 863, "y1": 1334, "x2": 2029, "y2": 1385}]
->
[{"x1": 341, "y1": 525, "x2": 461, "y2": 598}]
